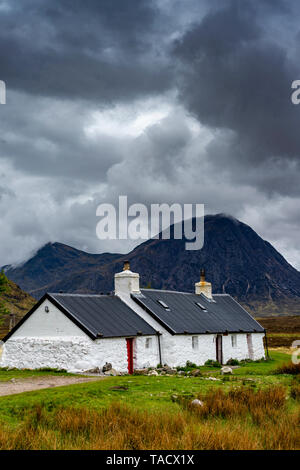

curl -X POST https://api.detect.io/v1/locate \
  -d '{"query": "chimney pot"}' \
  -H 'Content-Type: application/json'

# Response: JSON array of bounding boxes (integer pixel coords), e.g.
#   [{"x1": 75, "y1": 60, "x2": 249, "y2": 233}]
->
[
  {"x1": 123, "y1": 260, "x2": 130, "y2": 271},
  {"x1": 195, "y1": 268, "x2": 212, "y2": 298}
]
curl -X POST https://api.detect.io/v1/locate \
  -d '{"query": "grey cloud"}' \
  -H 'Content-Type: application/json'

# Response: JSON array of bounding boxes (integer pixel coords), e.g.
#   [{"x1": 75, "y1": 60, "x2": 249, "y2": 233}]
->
[
  {"x1": 173, "y1": 0, "x2": 300, "y2": 188},
  {"x1": 0, "y1": 92, "x2": 125, "y2": 183},
  {"x1": 0, "y1": 0, "x2": 171, "y2": 101},
  {"x1": 0, "y1": 0, "x2": 300, "y2": 273}
]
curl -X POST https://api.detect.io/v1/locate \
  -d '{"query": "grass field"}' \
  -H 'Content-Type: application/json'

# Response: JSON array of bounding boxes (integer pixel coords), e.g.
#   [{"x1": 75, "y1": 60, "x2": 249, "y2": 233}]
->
[
  {"x1": 0, "y1": 350, "x2": 299, "y2": 449},
  {"x1": 0, "y1": 367, "x2": 73, "y2": 383}
]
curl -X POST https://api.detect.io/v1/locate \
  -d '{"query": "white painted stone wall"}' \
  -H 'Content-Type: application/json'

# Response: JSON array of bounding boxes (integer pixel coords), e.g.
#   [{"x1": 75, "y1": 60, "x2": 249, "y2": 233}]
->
[
  {"x1": 0, "y1": 333, "x2": 160, "y2": 372},
  {"x1": 250, "y1": 333, "x2": 266, "y2": 360},
  {"x1": 134, "y1": 336, "x2": 160, "y2": 369},
  {"x1": 222, "y1": 333, "x2": 265, "y2": 363},
  {"x1": 162, "y1": 334, "x2": 215, "y2": 367},
  {"x1": 0, "y1": 331, "x2": 265, "y2": 371},
  {"x1": 161, "y1": 333, "x2": 265, "y2": 367},
  {"x1": 0, "y1": 296, "x2": 266, "y2": 371}
]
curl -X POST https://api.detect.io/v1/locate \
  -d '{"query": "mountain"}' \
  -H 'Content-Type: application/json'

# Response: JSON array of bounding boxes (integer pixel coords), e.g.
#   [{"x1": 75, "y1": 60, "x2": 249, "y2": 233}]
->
[
  {"x1": 3, "y1": 242, "x2": 122, "y2": 294},
  {"x1": 0, "y1": 280, "x2": 36, "y2": 338},
  {"x1": 3, "y1": 214, "x2": 300, "y2": 316}
]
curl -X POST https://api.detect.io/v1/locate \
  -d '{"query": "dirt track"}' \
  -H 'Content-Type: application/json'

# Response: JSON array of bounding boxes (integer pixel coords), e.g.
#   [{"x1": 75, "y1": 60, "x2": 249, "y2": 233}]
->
[{"x1": 0, "y1": 375, "x2": 105, "y2": 397}]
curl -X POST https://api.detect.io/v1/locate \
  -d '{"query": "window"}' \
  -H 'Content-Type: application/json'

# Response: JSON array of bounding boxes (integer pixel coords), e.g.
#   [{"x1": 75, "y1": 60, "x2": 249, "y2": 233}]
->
[
  {"x1": 157, "y1": 300, "x2": 170, "y2": 311},
  {"x1": 145, "y1": 338, "x2": 152, "y2": 349},
  {"x1": 195, "y1": 302, "x2": 207, "y2": 312},
  {"x1": 192, "y1": 336, "x2": 199, "y2": 350},
  {"x1": 231, "y1": 334, "x2": 237, "y2": 348}
]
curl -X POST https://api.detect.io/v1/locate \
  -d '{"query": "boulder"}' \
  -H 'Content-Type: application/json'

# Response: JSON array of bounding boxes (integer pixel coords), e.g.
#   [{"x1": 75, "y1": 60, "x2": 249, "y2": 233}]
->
[
  {"x1": 191, "y1": 399, "x2": 204, "y2": 407},
  {"x1": 148, "y1": 370, "x2": 159, "y2": 376},
  {"x1": 84, "y1": 367, "x2": 102, "y2": 374},
  {"x1": 190, "y1": 369, "x2": 202, "y2": 377},
  {"x1": 221, "y1": 366, "x2": 233, "y2": 375},
  {"x1": 102, "y1": 362, "x2": 112, "y2": 373},
  {"x1": 134, "y1": 368, "x2": 149, "y2": 375},
  {"x1": 162, "y1": 365, "x2": 176, "y2": 374}
]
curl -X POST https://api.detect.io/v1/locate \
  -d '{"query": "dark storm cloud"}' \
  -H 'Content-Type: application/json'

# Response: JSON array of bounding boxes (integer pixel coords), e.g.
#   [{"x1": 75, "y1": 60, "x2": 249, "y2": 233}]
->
[
  {"x1": 1, "y1": 0, "x2": 300, "y2": 269},
  {"x1": 173, "y1": 0, "x2": 300, "y2": 191},
  {"x1": 0, "y1": 0, "x2": 171, "y2": 101}
]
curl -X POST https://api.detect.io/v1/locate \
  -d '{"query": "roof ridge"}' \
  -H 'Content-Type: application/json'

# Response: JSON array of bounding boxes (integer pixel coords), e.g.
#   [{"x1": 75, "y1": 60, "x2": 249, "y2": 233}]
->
[
  {"x1": 50, "y1": 292, "x2": 114, "y2": 298},
  {"x1": 140, "y1": 288, "x2": 193, "y2": 295}
]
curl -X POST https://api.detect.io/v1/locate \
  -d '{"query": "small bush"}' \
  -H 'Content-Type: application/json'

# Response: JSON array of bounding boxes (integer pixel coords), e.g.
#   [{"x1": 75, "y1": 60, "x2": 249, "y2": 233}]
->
[
  {"x1": 35, "y1": 367, "x2": 68, "y2": 373},
  {"x1": 186, "y1": 361, "x2": 197, "y2": 368},
  {"x1": 177, "y1": 361, "x2": 200, "y2": 372},
  {"x1": 274, "y1": 361, "x2": 300, "y2": 375},
  {"x1": 226, "y1": 358, "x2": 240, "y2": 366},
  {"x1": 204, "y1": 359, "x2": 221, "y2": 368},
  {"x1": 290, "y1": 384, "x2": 300, "y2": 400}
]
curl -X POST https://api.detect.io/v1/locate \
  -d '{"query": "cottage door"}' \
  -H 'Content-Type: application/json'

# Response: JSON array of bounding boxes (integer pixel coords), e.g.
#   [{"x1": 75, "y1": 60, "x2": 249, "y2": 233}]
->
[
  {"x1": 126, "y1": 338, "x2": 134, "y2": 374},
  {"x1": 216, "y1": 335, "x2": 223, "y2": 364}
]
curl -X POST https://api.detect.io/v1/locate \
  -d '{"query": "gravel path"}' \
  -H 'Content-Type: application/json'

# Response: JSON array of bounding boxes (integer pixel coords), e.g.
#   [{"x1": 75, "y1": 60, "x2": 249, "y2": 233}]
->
[{"x1": 0, "y1": 375, "x2": 106, "y2": 397}]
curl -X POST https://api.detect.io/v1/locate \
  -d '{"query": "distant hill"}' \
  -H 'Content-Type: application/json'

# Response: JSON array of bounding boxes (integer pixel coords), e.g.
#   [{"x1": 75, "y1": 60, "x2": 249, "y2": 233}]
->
[
  {"x1": 3, "y1": 214, "x2": 300, "y2": 316},
  {"x1": 3, "y1": 242, "x2": 122, "y2": 294},
  {"x1": 0, "y1": 280, "x2": 36, "y2": 339}
]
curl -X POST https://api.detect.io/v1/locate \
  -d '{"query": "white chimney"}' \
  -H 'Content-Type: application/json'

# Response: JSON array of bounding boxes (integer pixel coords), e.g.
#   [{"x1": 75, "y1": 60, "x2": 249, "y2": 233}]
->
[
  {"x1": 195, "y1": 269, "x2": 212, "y2": 299},
  {"x1": 114, "y1": 260, "x2": 140, "y2": 296}
]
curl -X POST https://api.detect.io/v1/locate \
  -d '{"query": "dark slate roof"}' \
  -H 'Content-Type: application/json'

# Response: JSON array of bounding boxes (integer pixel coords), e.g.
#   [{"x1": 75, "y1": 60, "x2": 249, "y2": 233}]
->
[
  {"x1": 2, "y1": 293, "x2": 157, "y2": 342},
  {"x1": 131, "y1": 289, "x2": 264, "y2": 335},
  {"x1": 49, "y1": 293, "x2": 157, "y2": 339}
]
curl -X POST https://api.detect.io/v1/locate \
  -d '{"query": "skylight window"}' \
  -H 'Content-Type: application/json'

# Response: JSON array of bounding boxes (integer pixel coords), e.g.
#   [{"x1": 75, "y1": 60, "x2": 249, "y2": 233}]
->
[
  {"x1": 157, "y1": 300, "x2": 170, "y2": 310},
  {"x1": 195, "y1": 302, "x2": 207, "y2": 312}
]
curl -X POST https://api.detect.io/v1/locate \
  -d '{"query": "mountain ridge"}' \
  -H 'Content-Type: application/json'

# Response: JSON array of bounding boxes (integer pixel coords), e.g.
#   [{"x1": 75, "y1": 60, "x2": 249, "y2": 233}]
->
[{"x1": 2, "y1": 214, "x2": 300, "y2": 317}]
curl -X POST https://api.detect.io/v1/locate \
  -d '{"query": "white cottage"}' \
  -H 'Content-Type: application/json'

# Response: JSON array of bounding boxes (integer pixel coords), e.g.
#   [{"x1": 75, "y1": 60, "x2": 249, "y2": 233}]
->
[{"x1": 0, "y1": 263, "x2": 266, "y2": 372}]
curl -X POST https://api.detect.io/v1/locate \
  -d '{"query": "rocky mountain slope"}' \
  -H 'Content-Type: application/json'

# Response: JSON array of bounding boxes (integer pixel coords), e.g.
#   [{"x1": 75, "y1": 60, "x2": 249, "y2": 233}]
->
[{"x1": 0, "y1": 280, "x2": 36, "y2": 338}]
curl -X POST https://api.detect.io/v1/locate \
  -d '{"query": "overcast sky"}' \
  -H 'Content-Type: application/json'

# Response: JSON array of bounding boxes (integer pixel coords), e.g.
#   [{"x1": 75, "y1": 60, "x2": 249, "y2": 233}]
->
[{"x1": 0, "y1": 0, "x2": 300, "y2": 269}]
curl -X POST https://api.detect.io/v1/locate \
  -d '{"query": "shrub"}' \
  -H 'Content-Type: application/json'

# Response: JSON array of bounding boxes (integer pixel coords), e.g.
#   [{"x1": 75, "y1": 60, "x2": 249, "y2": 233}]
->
[
  {"x1": 290, "y1": 384, "x2": 300, "y2": 400},
  {"x1": 204, "y1": 359, "x2": 221, "y2": 368},
  {"x1": 186, "y1": 361, "x2": 197, "y2": 368},
  {"x1": 274, "y1": 361, "x2": 300, "y2": 375},
  {"x1": 35, "y1": 367, "x2": 68, "y2": 373},
  {"x1": 226, "y1": 358, "x2": 240, "y2": 366}
]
